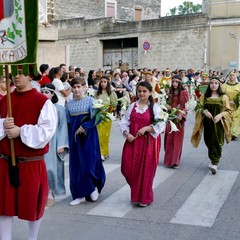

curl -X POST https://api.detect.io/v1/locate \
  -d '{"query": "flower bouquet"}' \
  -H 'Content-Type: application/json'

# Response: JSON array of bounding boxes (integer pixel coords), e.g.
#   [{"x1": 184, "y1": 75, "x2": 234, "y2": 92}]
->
[
  {"x1": 117, "y1": 94, "x2": 131, "y2": 116},
  {"x1": 185, "y1": 96, "x2": 204, "y2": 113},
  {"x1": 167, "y1": 107, "x2": 186, "y2": 131},
  {"x1": 153, "y1": 105, "x2": 185, "y2": 133},
  {"x1": 92, "y1": 99, "x2": 114, "y2": 124},
  {"x1": 87, "y1": 88, "x2": 96, "y2": 97},
  {"x1": 75, "y1": 99, "x2": 113, "y2": 141},
  {"x1": 159, "y1": 80, "x2": 170, "y2": 103},
  {"x1": 160, "y1": 80, "x2": 170, "y2": 91}
]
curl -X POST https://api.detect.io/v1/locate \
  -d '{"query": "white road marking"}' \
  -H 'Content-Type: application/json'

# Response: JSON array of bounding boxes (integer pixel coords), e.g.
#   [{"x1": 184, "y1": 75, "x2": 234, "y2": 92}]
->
[
  {"x1": 54, "y1": 163, "x2": 120, "y2": 202},
  {"x1": 87, "y1": 166, "x2": 176, "y2": 218},
  {"x1": 170, "y1": 170, "x2": 239, "y2": 227}
]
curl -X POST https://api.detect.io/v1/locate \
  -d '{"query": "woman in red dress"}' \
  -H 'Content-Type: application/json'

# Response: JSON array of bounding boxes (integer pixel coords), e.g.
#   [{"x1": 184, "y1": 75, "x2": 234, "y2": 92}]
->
[
  {"x1": 163, "y1": 74, "x2": 189, "y2": 168},
  {"x1": 119, "y1": 81, "x2": 166, "y2": 207}
]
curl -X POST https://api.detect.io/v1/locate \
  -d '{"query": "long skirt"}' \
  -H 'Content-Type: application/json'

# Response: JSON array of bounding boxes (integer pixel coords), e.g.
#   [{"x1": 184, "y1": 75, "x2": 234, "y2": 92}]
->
[{"x1": 97, "y1": 120, "x2": 112, "y2": 156}]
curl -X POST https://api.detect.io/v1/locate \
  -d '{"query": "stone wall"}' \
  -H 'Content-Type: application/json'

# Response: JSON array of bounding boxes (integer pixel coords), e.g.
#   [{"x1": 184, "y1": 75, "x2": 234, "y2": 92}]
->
[
  {"x1": 114, "y1": 0, "x2": 161, "y2": 21},
  {"x1": 51, "y1": 13, "x2": 208, "y2": 71},
  {"x1": 38, "y1": 0, "x2": 240, "y2": 72},
  {"x1": 54, "y1": 0, "x2": 161, "y2": 21}
]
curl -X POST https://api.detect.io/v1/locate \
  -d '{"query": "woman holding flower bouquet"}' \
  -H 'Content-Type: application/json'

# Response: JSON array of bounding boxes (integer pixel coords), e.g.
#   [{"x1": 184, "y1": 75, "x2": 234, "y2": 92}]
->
[
  {"x1": 66, "y1": 78, "x2": 106, "y2": 205},
  {"x1": 119, "y1": 81, "x2": 166, "y2": 207},
  {"x1": 95, "y1": 75, "x2": 118, "y2": 161},
  {"x1": 163, "y1": 74, "x2": 189, "y2": 168},
  {"x1": 191, "y1": 77, "x2": 232, "y2": 174}
]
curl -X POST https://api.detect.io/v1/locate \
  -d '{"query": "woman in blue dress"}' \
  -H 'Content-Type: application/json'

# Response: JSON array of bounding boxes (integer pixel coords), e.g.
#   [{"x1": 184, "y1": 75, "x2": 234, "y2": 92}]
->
[
  {"x1": 41, "y1": 84, "x2": 69, "y2": 207},
  {"x1": 66, "y1": 77, "x2": 106, "y2": 205}
]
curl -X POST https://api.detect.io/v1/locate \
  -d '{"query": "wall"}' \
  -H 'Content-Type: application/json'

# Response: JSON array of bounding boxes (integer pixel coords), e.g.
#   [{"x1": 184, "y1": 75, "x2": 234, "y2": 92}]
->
[
  {"x1": 39, "y1": 0, "x2": 240, "y2": 72},
  {"x1": 208, "y1": 0, "x2": 240, "y2": 18},
  {"x1": 37, "y1": 42, "x2": 67, "y2": 69},
  {"x1": 54, "y1": 0, "x2": 161, "y2": 21},
  {"x1": 205, "y1": 0, "x2": 240, "y2": 70},
  {"x1": 115, "y1": 0, "x2": 161, "y2": 21},
  {"x1": 51, "y1": 14, "x2": 207, "y2": 72},
  {"x1": 208, "y1": 25, "x2": 240, "y2": 71}
]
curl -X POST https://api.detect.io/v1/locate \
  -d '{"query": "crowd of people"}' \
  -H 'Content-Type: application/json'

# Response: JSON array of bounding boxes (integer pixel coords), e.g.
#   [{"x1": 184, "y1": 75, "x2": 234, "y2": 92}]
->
[{"x1": 0, "y1": 64, "x2": 240, "y2": 239}]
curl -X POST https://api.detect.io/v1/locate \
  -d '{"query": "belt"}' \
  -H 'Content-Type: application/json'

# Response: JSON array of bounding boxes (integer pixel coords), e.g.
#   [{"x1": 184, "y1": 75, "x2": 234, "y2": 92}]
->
[{"x1": 0, "y1": 154, "x2": 44, "y2": 162}]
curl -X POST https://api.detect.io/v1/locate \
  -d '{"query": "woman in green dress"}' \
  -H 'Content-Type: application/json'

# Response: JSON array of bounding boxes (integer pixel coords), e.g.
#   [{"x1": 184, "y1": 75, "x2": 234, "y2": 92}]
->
[{"x1": 191, "y1": 77, "x2": 232, "y2": 174}]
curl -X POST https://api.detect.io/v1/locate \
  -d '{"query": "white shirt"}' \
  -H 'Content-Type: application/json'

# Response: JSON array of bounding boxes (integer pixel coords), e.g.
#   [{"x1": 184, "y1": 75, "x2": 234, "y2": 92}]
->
[
  {"x1": 52, "y1": 78, "x2": 66, "y2": 107},
  {"x1": 0, "y1": 99, "x2": 57, "y2": 149},
  {"x1": 119, "y1": 101, "x2": 166, "y2": 138}
]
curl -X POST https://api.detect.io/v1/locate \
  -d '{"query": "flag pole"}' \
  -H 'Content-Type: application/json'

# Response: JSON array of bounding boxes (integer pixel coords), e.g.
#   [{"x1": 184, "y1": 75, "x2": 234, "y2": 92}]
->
[{"x1": 5, "y1": 64, "x2": 19, "y2": 187}]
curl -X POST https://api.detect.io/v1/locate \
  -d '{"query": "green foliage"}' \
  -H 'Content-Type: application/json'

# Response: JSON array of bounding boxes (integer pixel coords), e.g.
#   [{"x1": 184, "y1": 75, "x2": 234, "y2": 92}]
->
[
  {"x1": 6, "y1": 0, "x2": 23, "y2": 42},
  {"x1": 170, "y1": 7, "x2": 177, "y2": 16},
  {"x1": 7, "y1": 28, "x2": 15, "y2": 40},
  {"x1": 233, "y1": 93, "x2": 240, "y2": 110},
  {"x1": 168, "y1": 1, "x2": 202, "y2": 16}
]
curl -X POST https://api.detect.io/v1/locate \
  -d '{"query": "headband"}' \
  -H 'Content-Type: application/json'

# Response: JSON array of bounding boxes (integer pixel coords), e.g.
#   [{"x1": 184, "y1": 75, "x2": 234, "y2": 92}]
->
[
  {"x1": 41, "y1": 86, "x2": 55, "y2": 92},
  {"x1": 209, "y1": 77, "x2": 220, "y2": 82}
]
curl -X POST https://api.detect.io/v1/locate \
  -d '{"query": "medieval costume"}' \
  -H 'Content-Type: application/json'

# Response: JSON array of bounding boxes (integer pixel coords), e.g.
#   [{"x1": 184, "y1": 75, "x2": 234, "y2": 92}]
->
[
  {"x1": 163, "y1": 89, "x2": 189, "y2": 167},
  {"x1": 0, "y1": 89, "x2": 57, "y2": 221},
  {"x1": 44, "y1": 103, "x2": 69, "y2": 196},
  {"x1": 221, "y1": 81, "x2": 240, "y2": 139},
  {"x1": 191, "y1": 94, "x2": 232, "y2": 169},
  {"x1": 66, "y1": 96, "x2": 106, "y2": 201},
  {"x1": 119, "y1": 101, "x2": 165, "y2": 205},
  {"x1": 95, "y1": 90, "x2": 117, "y2": 159}
]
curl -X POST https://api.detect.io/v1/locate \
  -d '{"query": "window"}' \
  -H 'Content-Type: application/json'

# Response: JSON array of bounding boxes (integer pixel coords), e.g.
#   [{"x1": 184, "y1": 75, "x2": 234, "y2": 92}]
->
[
  {"x1": 105, "y1": 0, "x2": 117, "y2": 18},
  {"x1": 135, "y1": 8, "x2": 142, "y2": 21}
]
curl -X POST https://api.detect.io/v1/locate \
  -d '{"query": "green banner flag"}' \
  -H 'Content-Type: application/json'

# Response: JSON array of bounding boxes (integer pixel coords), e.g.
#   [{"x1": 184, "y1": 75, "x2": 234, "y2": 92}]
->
[{"x1": 0, "y1": 0, "x2": 38, "y2": 76}]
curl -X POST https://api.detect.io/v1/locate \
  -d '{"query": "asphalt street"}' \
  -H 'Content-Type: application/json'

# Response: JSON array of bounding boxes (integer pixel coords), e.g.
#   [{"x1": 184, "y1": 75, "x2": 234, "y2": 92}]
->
[{"x1": 12, "y1": 113, "x2": 240, "y2": 240}]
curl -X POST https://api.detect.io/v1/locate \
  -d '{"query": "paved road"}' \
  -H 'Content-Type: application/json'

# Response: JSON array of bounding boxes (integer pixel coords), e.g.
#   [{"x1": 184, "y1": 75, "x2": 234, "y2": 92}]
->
[{"x1": 13, "y1": 113, "x2": 240, "y2": 240}]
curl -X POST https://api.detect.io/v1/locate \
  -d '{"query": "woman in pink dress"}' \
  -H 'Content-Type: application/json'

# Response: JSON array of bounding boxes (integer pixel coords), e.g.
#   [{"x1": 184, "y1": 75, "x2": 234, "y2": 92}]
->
[
  {"x1": 119, "y1": 81, "x2": 166, "y2": 207},
  {"x1": 163, "y1": 74, "x2": 189, "y2": 168}
]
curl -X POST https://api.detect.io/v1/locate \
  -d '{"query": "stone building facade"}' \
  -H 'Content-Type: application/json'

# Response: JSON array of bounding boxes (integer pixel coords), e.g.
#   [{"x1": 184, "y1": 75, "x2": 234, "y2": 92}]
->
[
  {"x1": 206, "y1": 0, "x2": 240, "y2": 71},
  {"x1": 38, "y1": 0, "x2": 240, "y2": 73},
  {"x1": 50, "y1": 14, "x2": 207, "y2": 71},
  {"x1": 54, "y1": 0, "x2": 161, "y2": 22}
]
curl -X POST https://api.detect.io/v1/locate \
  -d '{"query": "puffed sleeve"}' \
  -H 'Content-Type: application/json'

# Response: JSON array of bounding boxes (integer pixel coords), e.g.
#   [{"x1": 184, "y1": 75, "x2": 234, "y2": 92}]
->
[
  {"x1": 150, "y1": 103, "x2": 166, "y2": 138},
  {"x1": 0, "y1": 118, "x2": 7, "y2": 140},
  {"x1": 20, "y1": 99, "x2": 57, "y2": 149},
  {"x1": 119, "y1": 103, "x2": 134, "y2": 135}
]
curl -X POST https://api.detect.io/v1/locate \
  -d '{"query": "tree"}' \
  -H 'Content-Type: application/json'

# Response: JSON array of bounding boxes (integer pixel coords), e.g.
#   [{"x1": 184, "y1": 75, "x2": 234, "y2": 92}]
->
[
  {"x1": 168, "y1": 1, "x2": 202, "y2": 16},
  {"x1": 170, "y1": 7, "x2": 177, "y2": 16}
]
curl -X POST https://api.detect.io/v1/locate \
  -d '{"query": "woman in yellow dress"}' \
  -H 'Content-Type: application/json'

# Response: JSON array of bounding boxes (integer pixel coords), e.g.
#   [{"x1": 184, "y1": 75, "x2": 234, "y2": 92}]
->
[
  {"x1": 221, "y1": 72, "x2": 240, "y2": 140},
  {"x1": 95, "y1": 75, "x2": 118, "y2": 160}
]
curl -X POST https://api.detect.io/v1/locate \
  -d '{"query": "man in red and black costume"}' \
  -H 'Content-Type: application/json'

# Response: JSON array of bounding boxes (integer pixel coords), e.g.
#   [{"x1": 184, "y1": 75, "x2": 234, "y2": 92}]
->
[{"x1": 0, "y1": 71, "x2": 57, "y2": 240}]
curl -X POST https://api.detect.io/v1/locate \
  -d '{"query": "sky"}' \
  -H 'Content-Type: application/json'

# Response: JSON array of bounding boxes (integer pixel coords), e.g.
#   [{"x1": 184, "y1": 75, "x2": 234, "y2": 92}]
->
[{"x1": 161, "y1": 0, "x2": 203, "y2": 16}]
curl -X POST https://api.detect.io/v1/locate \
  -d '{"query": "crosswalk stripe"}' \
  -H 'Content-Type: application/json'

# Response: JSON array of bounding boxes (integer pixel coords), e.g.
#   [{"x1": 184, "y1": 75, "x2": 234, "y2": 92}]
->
[
  {"x1": 170, "y1": 170, "x2": 239, "y2": 227},
  {"x1": 103, "y1": 163, "x2": 121, "y2": 174},
  {"x1": 54, "y1": 163, "x2": 121, "y2": 202},
  {"x1": 86, "y1": 166, "x2": 176, "y2": 218}
]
